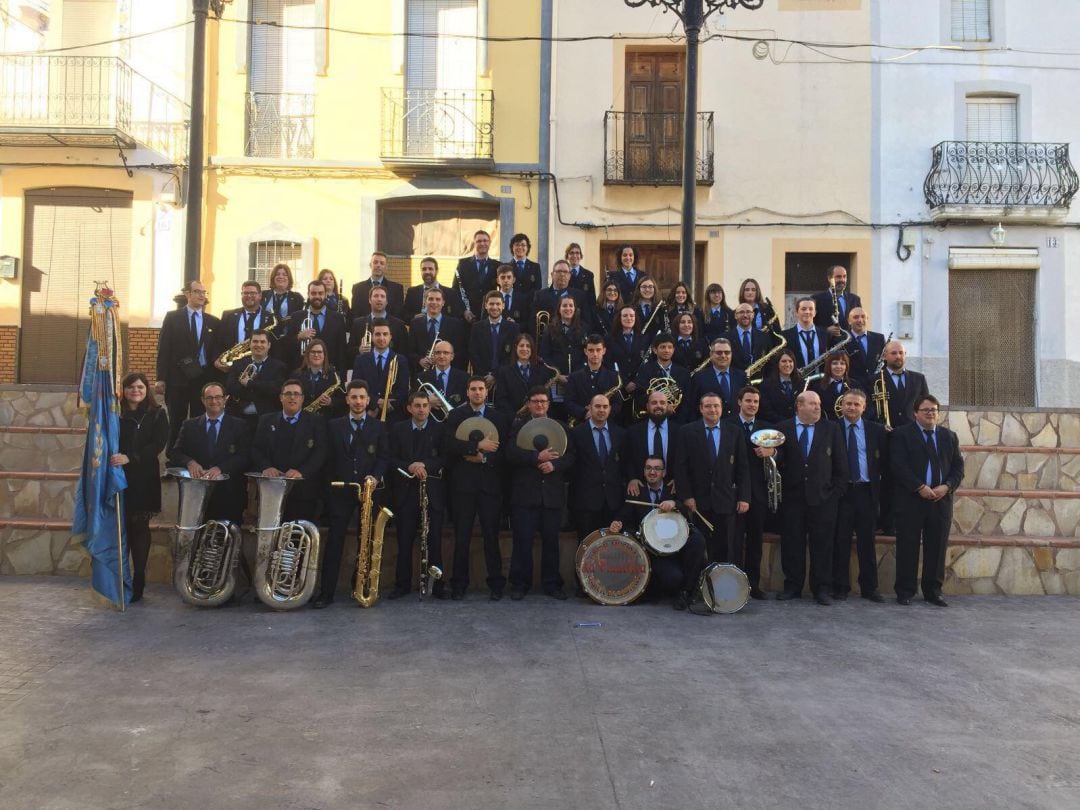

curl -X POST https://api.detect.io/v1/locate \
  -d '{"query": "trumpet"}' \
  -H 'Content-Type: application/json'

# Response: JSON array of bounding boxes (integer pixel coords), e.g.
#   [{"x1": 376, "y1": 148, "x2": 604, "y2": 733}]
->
[
  {"x1": 357, "y1": 323, "x2": 372, "y2": 355},
  {"x1": 379, "y1": 355, "x2": 399, "y2": 422},
  {"x1": 417, "y1": 380, "x2": 453, "y2": 422},
  {"x1": 299, "y1": 307, "x2": 314, "y2": 354},
  {"x1": 216, "y1": 315, "x2": 277, "y2": 368},
  {"x1": 303, "y1": 370, "x2": 343, "y2": 413},
  {"x1": 872, "y1": 331, "x2": 894, "y2": 428},
  {"x1": 424, "y1": 328, "x2": 441, "y2": 366}
]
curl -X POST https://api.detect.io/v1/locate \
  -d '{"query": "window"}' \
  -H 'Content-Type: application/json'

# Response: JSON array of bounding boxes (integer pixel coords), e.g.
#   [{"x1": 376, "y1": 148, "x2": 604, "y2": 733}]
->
[
  {"x1": 965, "y1": 95, "x2": 1017, "y2": 141},
  {"x1": 951, "y1": 0, "x2": 991, "y2": 43},
  {"x1": 249, "y1": 240, "x2": 303, "y2": 288}
]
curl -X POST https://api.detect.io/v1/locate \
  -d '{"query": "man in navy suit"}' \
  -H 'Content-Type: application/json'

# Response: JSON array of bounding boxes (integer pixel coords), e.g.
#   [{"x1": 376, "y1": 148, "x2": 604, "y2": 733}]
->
[
  {"x1": 844, "y1": 307, "x2": 886, "y2": 391},
  {"x1": 409, "y1": 289, "x2": 468, "y2": 373},
  {"x1": 812, "y1": 265, "x2": 862, "y2": 335},
  {"x1": 833, "y1": 389, "x2": 888, "y2": 602},
  {"x1": 569, "y1": 394, "x2": 626, "y2": 543},
  {"x1": 283, "y1": 279, "x2": 347, "y2": 373},
  {"x1": 455, "y1": 229, "x2": 498, "y2": 321},
  {"x1": 689, "y1": 338, "x2": 748, "y2": 418},
  {"x1": 725, "y1": 303, "x2": 771, "y2": 372},
  {"x1": 314, "y1": 379, "x2": 389, "y2": 608},
  {"x1": 468, "y1": 290, "x2": 521, "y2": 382},
  {"x1": 418, "y1": 340, "x2": 469, "y2": 412},
  {"x1": 351, "y1": 251, "x2": 405, "y2": 319},
  {"x1": 782, "y1": 297, "x2": 832, "y2": 373},
  {"x1": 674, "y1": 392, "x2": 751, "y2": 567},
  {"x1": 890, "y1": 394, "x2": 964, "y2": 607}
]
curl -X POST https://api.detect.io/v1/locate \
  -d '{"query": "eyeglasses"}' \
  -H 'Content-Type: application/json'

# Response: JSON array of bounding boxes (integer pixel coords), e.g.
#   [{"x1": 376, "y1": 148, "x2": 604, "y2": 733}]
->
[
  {"x1": 713, "y1": 350, "x2": 732, "y2": 355},
  {"x1": 917, "y1": 408, "x2": 939, "y2": 414},
  {"x1": 203, "y1": 394, "x2": 225, "y2": 401},
  {"x1": 528, "y1": 398, "x2": 548, "y2": 404}
]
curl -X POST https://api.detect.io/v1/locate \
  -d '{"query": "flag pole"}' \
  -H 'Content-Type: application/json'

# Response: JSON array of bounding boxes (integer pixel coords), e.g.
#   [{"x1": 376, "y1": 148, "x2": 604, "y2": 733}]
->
[{"x1": 115, "y1": 491, "x2": 126, "y2": 613}]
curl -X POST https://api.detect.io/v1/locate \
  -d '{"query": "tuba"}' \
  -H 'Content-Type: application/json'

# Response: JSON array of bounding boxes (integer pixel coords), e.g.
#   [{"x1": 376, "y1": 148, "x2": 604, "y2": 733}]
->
[
  {"x1": 332, "y1": 476, "x2": 392, "y2": 607},
  {"x1": 750, "y1": 429, "x2": 785, "y2": 514},
  {"x1": 247, "y1": 473, "x2": 321, "y2": 609},
  {"x1": 167, "y1": 468, "x2": 242, "y2": 607}
]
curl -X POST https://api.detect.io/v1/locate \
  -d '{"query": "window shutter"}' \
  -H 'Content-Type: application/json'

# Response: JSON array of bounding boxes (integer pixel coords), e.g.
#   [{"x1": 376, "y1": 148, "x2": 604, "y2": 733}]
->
[
  {"x1": 250, "y1": 0, "x2": 315, "y2": 92},
  {"x1": 951, "y1": 0, "x2": 991, "y2": 42},
  {"x1": 965, "y1": 96, "x2": 1017, "y2": 142},
  {"x1": 405, "y1": 0, "x2": 477, "y2": 91}
]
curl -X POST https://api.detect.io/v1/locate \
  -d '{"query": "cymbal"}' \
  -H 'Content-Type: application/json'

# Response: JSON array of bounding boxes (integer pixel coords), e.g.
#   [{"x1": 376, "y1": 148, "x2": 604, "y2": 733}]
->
[
  {"x1": 515, "y1": 416, "x2": 567, "y2": 455},
  {"x1": 455, "y1": 416, "x2": 498, "y2": 443}
]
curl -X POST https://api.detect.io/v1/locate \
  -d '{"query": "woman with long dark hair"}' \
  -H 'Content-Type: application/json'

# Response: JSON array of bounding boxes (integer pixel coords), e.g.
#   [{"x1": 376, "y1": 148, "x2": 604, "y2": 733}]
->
[
  {"x1": 665, "y1": 281, "x2": 704, "y2": 332},
  {"x1": 672, "y1": 311, "x2": 708, "y2": 371},
  {"x1": 631, "y1": 276, "x2": 667, "y2": 342},
  {"x1": 605, "y1": 305, "x2": 648, "y2": 383},
  {"x1": 701, "y1": 283, "x2": 735, "y2": 342},
  {"x1": 494, "y1": 333, "x2": 555, "y2": 415},
  {"x1": 294, "y1": 338, "x2": 346, "y2": 418},
  {"x1": 758, "y1": 348, "x2": 805, "y2": 424},
  {"x1": 108, "y1": 372, "x2": 169, "y2": 602},
  {"x1": 812, "y1": 351, "x2": 855, "y2": 420},
  {"x1": 594, "y1": 280, "x2": 623, "y2": 336},
  {"x1": 738, "y1": 277, "x2": 777, "y2": 331}
]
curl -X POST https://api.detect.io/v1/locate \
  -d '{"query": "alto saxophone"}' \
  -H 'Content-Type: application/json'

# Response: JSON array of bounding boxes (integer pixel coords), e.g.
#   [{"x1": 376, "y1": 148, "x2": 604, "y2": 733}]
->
[
  {"x1": 217, "y1": 315, "x2": 277, "y2": 368},
  {"x1": 303, "y1": 370, "x2": 343, "y2": 414},
  {"x1": 331, "y1": 476, "x2": 392, "y2": 608}
]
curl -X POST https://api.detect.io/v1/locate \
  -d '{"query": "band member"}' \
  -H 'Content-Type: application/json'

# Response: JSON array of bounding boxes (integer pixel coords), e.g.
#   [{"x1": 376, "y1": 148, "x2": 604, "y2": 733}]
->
[
  {"x1": 295, "y1": 339, "x2": 346, "y2": 418},
  {"x1": 812, "y1": 264, "x2": 862, "y2": 335},
  {"x1": 631, "y1": 276, "x2": 667, "y2": 342},
  {"x1": 351, "y1": 251, "x2": 405, "y2": 319},
  {"x1": 689, "y1": 338, "x2": 747, "y2": 418},
  {"x1": 318, "y1": 268, "x2": 351, "y2": 324},
  {"x1": 532, "y1": 260, "x2": 596, "y2": 335},
  {"x1": 758, "y1": 347, "x2": 805, "y2": 424},
  {"x1": 250, "y1": 379, "x2": 328, "y2": 521},
  {"x1": 508, "y1": 232, "x2": 542, "y2": 296},
  {"x1": 606, "y1": 243, "x2": 646, "y2": 301},
  {"x1": 811, "y1": 351, "x2": 856, "y2": 420},
  {"x1": 605, "y1": 305, "x2": 647, "y2": 385},
  {"x1": 283, "y1": 279, "x2": 347, "y2": 373},
  {"x1": 782, "y1": 297, "x2": 832, "y2": 371},
  {"x1": 347, "y1": 285, "x2": 409, "y2": 370},
  {"x1": 167, "y1": 381, "x2": 251, "y2": 525},
  {"x1": 774, "y1": 391, "x2": 848, "y2": 605},
  {"x1": 155, "y1": 279, "x2": 222, "y2": 446},
  {"x1": 386, "y1": 389, "x2": 447, "y2": 598},
  {"x1": 675, "y1": 392, "x2": 750, "y2": 566},
  {"x1": 672, "y1": 312, "x2": 708, "y2": 372},
  {"x1": 844, "y1": 307, "x2": 886, "y2": 391},
  {"x1": 494, "y1": 334, "x2": 554, "y2": 415},
  {"x1": 315, "y1": 379, "x2": 388, "y2": 608},
  {"x1": 217, "y1": 281, "x2": 269, "y2": 372},
  {"x1": 468, "y1": 289, "x2": 521, "y2": 381},
  {"x1": 564, "y1": 242, "x2": 597, "y2": 299},
  {"x1": 409, "y1": 287, "x2": 468, "y2": 372},
  {"x1": 352, "y1": 322, "x2": 410, "y2": 422},
  {"x1": 225, "y1": 330, "x2": 287, "y2": 428},
  {"x1": 402, "y1": 256, "x2": 466, "y2": 322},
  {"x1": 494, "y1": 263, "x2": 531, "y2": 328},
  {"x1": 611, "y1": 456, "x2": 706, "y2": 610},
  {"x1": 565, "y1": 335, "x2": 623, "y2": 425},
  {"x1": 737, "y1": 277, "x2": 777, "y2": 331},
  {"x1": 506, "y1": 387, "x2": 576, "y2": 600},
  {"x1": 879, "y1": 340, "x2": 929, "y2": 429},
  {"x1": 569, "y1": 394, "x2": 626, "y2": 543},
  {"x1": 726, "y1": 386, "x2": 772, "y2": 600},
  {"x1": 444, "y1": 376, "x2": 510, "y2": 600},
  {"x1": 890, "y1": 394, "x2": 963, "y2": 607},
  {"x1": 632, "y1": 333, "x2": 691, "y2": 423},
  {"x1": 110, "y1": 372, "x2": 169, "y2": 602},
  {"x1": 455, "y1": 229, "x2": 499, "y2": 317},
  {"x1": 539, "y1": 297, "x2": 588, "y2": 416},
  {"x1": 418, "y1": 340, "x2": 468, "y2": 409},
  {"x1": 595, "y1": 280, "x2": 623, "y2": 337},
  {"x1": 833, "y1": 388, "x2": 888, "y2": 602},
  {"x1": 700, "y1": 283, "x2": 735, "y2": 342},
  {"x1": 725, "y1": 303, "x2": 771, "y2": 372},
  {"x1": 625, "y1": 389, "x2": 681, "y2": 495},
  {"x1": 262, "y1": 262, "x2": 305, "y2": 334},
  {"x1": 666, "y1": 282, "x2": 704, "y2": 330}
]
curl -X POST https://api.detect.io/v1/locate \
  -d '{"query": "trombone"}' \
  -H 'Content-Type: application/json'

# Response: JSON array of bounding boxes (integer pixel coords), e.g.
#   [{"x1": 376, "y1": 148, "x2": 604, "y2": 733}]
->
[{"x1": 379, "y1": 355, "x2": 399, "y2": 422}]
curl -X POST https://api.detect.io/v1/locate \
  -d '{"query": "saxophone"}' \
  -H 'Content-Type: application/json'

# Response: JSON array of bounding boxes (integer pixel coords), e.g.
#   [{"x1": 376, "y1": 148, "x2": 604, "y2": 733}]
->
[
  {"x1": 303, "y1": 370, "x2": 343, "y2": 414},
  {"x1": 248, "y1": 473, "x2": 321, "y2": 610},
  {"x1": 167, "y1": 468, "x2": 242, "y2": 607},
  {"x1": 746, "y1": 328, "x2": 789, "y2": 384},
  {"x1": 332, "y1": 476, "x2": 392, "y2": 607},
  {"x1": 216, "y1": 315, "x2": 277, "y2": 368},
  {"x1": 798, "y1": 327, "x2": 855, "y2": 379}
]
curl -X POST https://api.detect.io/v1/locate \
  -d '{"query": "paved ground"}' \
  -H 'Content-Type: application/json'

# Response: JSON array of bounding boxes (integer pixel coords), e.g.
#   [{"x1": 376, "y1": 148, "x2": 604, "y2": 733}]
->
[{"x1": 1, "y1": 578, "x2": 1078, "y2": 810}]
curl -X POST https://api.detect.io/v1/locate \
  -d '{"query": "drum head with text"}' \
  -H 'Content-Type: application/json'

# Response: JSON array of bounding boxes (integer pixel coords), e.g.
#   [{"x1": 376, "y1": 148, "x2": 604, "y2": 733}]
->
[{"x1": 576, "y1": 530, "x2": 650, "y2": 606}]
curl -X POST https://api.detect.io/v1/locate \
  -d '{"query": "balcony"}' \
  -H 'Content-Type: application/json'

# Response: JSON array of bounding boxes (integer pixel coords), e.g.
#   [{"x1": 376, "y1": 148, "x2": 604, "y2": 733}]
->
[
  {"x1": 0, "y1": 55, "x2": 188, "y2": 160},
  {"x1": 244, "y1": 92, "x2": 315, "y2": 160},
  {"x1": 380, "y1": 87, "x2": 494, "y2": 170},
  {"x1": 924, "y1": 141, "x2": 1079, "y2": 222},
  {"x1": 604, "y1": 111, "x2": 714, "y2": 186}
]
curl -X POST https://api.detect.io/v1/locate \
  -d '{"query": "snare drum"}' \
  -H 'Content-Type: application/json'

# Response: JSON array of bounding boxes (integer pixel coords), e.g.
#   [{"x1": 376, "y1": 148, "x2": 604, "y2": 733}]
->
[
  {"x1": 698, "y1": 563, "x2": 750, "y2": 614},
  {"x1": 575, "y1": 530, "x2": 651, "y2": 606},
  {"x1": 639, "y1": 509, "x2": 689, "y2": 556}
]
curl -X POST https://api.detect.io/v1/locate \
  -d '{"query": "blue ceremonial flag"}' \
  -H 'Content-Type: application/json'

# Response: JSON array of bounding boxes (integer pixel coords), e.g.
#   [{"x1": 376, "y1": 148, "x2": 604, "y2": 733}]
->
[{"x1": 71, "y1": 284, "x2": 131, "y2": 610}]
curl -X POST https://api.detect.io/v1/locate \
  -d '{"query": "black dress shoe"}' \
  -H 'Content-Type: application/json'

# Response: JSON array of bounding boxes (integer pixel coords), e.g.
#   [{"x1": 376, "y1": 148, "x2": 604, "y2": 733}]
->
[
  {"x1": 433, "y1": 586, "x2": 450, "y2": 600},
  {"x1": 814, "y1": 591, "x2": 833, "y2": 606},
  {"x1": 896, "y1": 595, "x2": 912, "y2": 605},
  {"x1": 509, "y1": 585, "x2": 526, "y2": 601},
  {"x1": 386, "y1": 586, "x2": 410, "y2": 600},
  {"x1": 925, "y1": 593, "x2": 949, "y2": 607},
  {"x1": 775, "y1": 590, "x2": 800, "y2": 601},
  {"x1": 862, "y1": 591, "x2": 886, "y2": 603},
  {"x1": 310, "y1": 596, "x2": 332, "y2": 609},
  {"x1": 749, "y1": 588, "x2": 768, "y2": 600},
  {"x1": 547, "y1": 587, "x2": 569, "y2": 601},
  {"x1": 489, "y1": 589, "x2": 504, "y2": 602},
  {"x1": 451, "y1": 588, "x2": 466, "y2": 601},
  {"x1": 672, "y1": 591, "x2": 690, "y2": 611},
  {"x1": 831, "y1": 591, "x2": 848, "y2": 602},
  {"x1": 130, "y1": 593, "x2": 143, "y2": 604}
]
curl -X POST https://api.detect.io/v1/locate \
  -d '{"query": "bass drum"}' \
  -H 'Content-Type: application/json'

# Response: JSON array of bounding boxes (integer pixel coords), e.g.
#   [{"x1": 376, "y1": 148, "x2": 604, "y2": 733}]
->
[
  {"x1": 698, "y1": 563, "x2": 750, "y2": 614},
  {"x1": 639, "y1": 509, "x2": 688, "y2": 556},
  {"x1": 575, "y1": 530, "x2": 651, "y2": 606}
]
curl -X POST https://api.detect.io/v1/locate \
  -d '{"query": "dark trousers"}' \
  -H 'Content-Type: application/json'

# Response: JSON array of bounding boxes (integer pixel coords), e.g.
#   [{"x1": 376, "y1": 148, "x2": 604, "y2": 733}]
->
[
  {"x1": 510, "y1": 505, "x2": 563, "y2": 592},
  {"x1": 450, "y1": 490, "x2": 505, "y2": 592},
  {"x1": 699, "y1": 508, "x2": 732, "y2": 566},
  {"x1": 834, "y1": 483, "x2": 879, "y2": 595},
  {"x1": 894, "y1": 494, "x2": 953, "y2": 598},
  {"x1": 574, "y1": 506, "x2": 616, "y2": 543},
  {"x1": 165, "y1": 379, "x2": 207, "y2": 447},
  {"x1": 394, "y1": 496, "x2": 445, "y2": 593},
  {"x1": 282, "y1": 491, "x2": 319, "y2": 524},
  {"x1": 321, "y1": 489, "x2": 360, "y2": 601},
  {"x1": 647, "y1": 529, "x2": 706, "y2": 596},
  {"x1": 780, "y1": 487, "x2": 839, "y2": 595},
  {"x1": 732, "y1": 501, "x2": 766, "y2": 589},
  {"x1": 126, "y1": 511, "x2": 153, "y2": 599}
]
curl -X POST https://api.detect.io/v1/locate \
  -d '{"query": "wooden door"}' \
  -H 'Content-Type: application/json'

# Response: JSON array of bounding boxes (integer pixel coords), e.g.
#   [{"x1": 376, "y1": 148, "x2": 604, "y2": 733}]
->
[
  {"x1": 625, "y1": 51, "x2": 684, "y2": 182},
  {"x1": 600, "y1": 241, "x2": 706, "y2": 302}
]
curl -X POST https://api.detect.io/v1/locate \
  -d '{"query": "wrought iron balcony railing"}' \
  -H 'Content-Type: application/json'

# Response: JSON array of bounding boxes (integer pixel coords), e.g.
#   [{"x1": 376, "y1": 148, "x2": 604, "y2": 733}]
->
[
  {"x1": 0, "y1": 55, "x2": 189, "y2": 160},
  {"x1": 380, "y1": 87, "x2": 494, "y2": 167},
  {"x1": 924, "y1": 141, "x2": 1078, "y2": 216},
  {"x1": 604, "y1": 110, "x2": 714, "y2": 186},
  {"x1": 245, "y1": 92, "x2": 315, "y2": 159}
]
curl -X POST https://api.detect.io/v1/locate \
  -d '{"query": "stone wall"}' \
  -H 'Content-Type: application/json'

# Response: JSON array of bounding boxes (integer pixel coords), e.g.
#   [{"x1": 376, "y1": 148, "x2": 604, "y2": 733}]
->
[{"x1": 944, "y1": 409, "x2": 1080, "y2": 448}]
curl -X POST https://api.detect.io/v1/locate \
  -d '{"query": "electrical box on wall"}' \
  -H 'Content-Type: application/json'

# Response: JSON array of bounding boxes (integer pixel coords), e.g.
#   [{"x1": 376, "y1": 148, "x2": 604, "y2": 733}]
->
[
  {"x1": 0, "y1": 256, "x2": 17, "y2": 279},
  {"x1": 897, "y1": 301, "x2": 914, "y2": 339}
]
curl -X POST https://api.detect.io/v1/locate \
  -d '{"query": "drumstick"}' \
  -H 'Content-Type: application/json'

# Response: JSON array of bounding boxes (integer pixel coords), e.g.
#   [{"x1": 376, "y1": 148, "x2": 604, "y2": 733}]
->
[
  {"x1": 627, "y1": 499, "x2": 715, "y2": 532},
  {"x1": 625, "y1": 499, "x2": 659, "y2": 508}
]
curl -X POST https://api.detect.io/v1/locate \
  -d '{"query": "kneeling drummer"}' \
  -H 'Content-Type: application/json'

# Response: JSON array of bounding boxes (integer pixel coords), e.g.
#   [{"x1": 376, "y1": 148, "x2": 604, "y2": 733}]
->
[{"x1": 609, "y1": 456, "x2": 705, "y2": 611}]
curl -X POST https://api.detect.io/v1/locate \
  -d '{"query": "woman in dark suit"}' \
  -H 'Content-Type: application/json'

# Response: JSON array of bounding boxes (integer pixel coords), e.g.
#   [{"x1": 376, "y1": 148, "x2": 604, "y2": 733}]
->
[
  {"x1": 605, "y1": 305, "x2": 648, "y2": 384},
  {"x1": 738, "y1": 277, "x2": 777, "y2": 331},
  {"x1": 758, "y1": 348, "x2": 805, "y2": 425},
  {"x1": 665, "y1": 281, "x2": 704, "y2": 333},
  {"x1": 594, "y1": 280, "x2": 623, "y2": 337},
  {"x1": 293, "y1": 338, "x2": 346, "y2": 419},
  {"x1": 811, "y1": 351, "x2": 856, "y2": 421},
  {"x1": 672, "y1": 311, "x2": 708, "y2": 372},
  {"x1": 109, "y1": 372, "x2": 169, "y2": 602},
  {"x1": 701, "y1": 283, "x2": 735, "y2": 342},
  {"x1": 262, "y1": 262, "x2": 306, "y2": 326},
  {"x1": 494, "y1": 333, "x2": 554, "y2": 416},
  {"x1": 631, "y1": 276, "x2": 668, "y2": 342}
]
